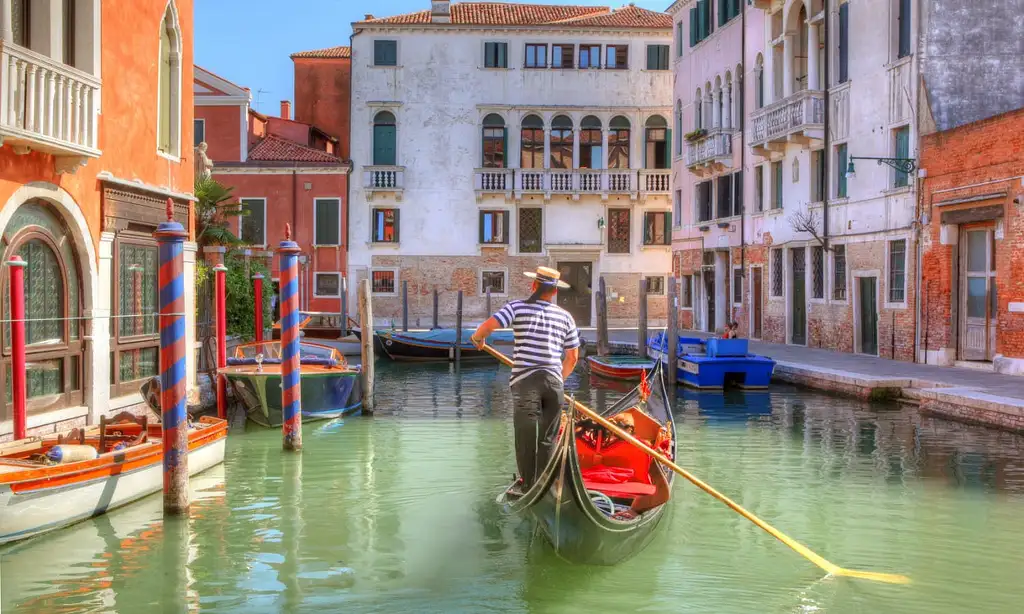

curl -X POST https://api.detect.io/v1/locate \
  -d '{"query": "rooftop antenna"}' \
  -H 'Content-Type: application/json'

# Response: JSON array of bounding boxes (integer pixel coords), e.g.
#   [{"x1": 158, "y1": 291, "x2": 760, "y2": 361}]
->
[{"x1": 255, "y1": 88, "x2": 270, "y2": 111}]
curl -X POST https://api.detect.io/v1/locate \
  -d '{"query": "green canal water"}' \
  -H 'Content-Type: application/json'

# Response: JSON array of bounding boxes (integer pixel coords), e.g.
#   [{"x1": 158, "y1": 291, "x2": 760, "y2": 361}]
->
[{"x1": 3, "y1": 362, "x2": 1024, "y2": 613}]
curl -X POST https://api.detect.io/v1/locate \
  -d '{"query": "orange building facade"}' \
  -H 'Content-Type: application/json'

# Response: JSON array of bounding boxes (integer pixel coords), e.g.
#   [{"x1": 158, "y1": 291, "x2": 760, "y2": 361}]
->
[
  {"x1": 0, "y1": 0, "x2": 197, "y2": 441},
  {"x1": 194, "y1": 64, "x2": 351, "y2": 315}
]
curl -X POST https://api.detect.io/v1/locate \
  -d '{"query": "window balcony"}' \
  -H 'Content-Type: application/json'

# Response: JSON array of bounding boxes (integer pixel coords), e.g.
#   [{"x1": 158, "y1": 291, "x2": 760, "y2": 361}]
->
[
  {"x1": 474, "y1": 168, "x2": 513, "y2": 201},
  {"x1": 639, "y1": 169, "x2": 671, "y2": 199},
  {"x1": 749, "y1": 89, "x2": 825, "y2": 157},
  {"x1": 0, "y1": 42, "x2": 101, "y2": 173},
  {"x1": 364, "y1": 165, "x2": 405, "y2": 201},
  {"x1": 510, "y1": 169, "x2": 640, "y2": 201},
  {"x1": 686, "y1": 129, "x2": 734, "y2": 177}
]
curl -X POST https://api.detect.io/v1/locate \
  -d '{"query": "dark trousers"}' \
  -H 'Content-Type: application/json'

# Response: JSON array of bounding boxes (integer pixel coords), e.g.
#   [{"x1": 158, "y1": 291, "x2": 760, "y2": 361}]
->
[{"x1": 511, "y1": 370, "x2": 564, "y2": 488}]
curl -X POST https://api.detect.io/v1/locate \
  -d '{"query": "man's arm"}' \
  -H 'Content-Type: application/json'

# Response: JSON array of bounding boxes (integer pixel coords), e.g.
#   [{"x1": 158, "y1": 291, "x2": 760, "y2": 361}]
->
[
  {"x1": 470, "y1": 316, "x2": 502, "y2": 349},
  {"x1": 561, "y1": 347, "x2": 579, "y2": 380}
]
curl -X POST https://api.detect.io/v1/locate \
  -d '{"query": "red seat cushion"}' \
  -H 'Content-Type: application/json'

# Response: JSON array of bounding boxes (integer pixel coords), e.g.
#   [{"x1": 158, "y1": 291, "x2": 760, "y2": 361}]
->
[{"x1": 583, "y1": 479, "x2": 657, "y2": 498}]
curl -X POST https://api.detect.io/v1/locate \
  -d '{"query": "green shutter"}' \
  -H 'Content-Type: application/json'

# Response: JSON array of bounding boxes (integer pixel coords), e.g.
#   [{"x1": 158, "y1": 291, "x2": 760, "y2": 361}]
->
[
  {"x1": 718, "y1": 0, "x2": 726, "y2": 26},
  {"x1": 664, "y1": 212, "x2": 672, "y2": 244},
  {"x1": 690, "y1": 7, "x2": 698, "y2": 46},
  {"x1": 898, "y1": 0, "x2": 911, "y2": 58},
  {"x1": 663, "y1": 128, "x2": 672, "y2": 168},
  {"x1": 373, "y1": 125, "x2": 396, "y2": 166},
  {"x1": 895, "y1": 128, "x2": 910, "y2": 187},
  {"x1": 837, "y1": 145, "x2": 848, "y2": 198},
  {"x1": 839, "y1": 3, "x2": 849, "y2": 83},
  {"x1": 498, "y1": 42, "x2": 507, "y2": 68}
]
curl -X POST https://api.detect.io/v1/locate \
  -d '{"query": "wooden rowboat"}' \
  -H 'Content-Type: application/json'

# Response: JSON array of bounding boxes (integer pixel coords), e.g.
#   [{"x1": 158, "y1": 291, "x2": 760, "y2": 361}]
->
[
  {"x1": 586, "y1": 354, "x2": 659, "y2": 381},
  {"x1": 0, "y1": 413, "x2": 227, "y2": 546},
  {"x1": 376, "y1": 328, "x2": 515, "y2": 362},
  {"x1": 498, "y1": 366, "x2": 676, "y2": 565}
]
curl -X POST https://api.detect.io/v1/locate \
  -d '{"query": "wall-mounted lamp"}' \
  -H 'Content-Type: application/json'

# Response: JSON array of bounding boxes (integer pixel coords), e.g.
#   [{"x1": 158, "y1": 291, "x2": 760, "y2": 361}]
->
[
  {"x1": 846, "y1": 156, "x2": 917, "y2": 180},
  {"x1": 597, "y1": 216, "x2": 606, "y2": 229}
]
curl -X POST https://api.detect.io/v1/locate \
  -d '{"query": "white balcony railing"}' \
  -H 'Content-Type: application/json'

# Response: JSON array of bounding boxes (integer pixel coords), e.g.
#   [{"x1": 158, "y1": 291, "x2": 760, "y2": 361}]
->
[
  {"x1": 639, "y1": 169, "x2": 671, "y2": 194},
  {"x1": 477, "y1": 169, "x2": 669, "y2": 198},
  {"x1": 474, "y1": 168, "x2": 512, "y2": 192},
  {"x1": 686, "y1": 130, "x2": 733, "y2": 169},
  {"x1": 749, "y1": 89, "x2": 824, "y2": 148},
  {"x1": 363, "y1": 165, "x2": 405, "y2": 199},
  {"x1": 0, "y1": 41, "x2": 101, "y2": 166}
]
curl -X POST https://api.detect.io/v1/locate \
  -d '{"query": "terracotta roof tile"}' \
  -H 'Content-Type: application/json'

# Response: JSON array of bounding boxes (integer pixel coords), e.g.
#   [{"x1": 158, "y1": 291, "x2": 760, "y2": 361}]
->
[
  {"x1": 356, "y1": 2, "x2": 670, "y2": 29},
  {"x1": 247, "y1": 135, "x2": 342, "y2": 164},
  {"x1": 290, "y1": 45, "x2": 352, "y2": 59}
]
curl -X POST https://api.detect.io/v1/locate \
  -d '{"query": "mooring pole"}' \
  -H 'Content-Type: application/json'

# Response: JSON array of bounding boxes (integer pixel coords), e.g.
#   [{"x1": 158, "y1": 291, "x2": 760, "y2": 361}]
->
[
  {"x1": 7, "y1": 256, "x2": 27, "y2": 441},
  {"x1": 358, "y1": 278, "x2": 375, "y2": 412},
  {"x1": 486, "y1": 287, "x2": 492, "y2": 317},
  {"x1": 339, "y1": 276, "x2": 348, "y2": 338},
  {"x1": 253, "y1": 272, "x2": 264, "y2": 343},
  {"x1": 666, "y1": 277, "x2": 679, "y2": 390},
  {"x1": 597, "y1": 276, "x2": 609, "y2": 357},
  {"x1": 432, "y1": 288, "x2": 439, "y2": 329},
  {"x1": 155, "y1": 198, "x2": 189, "y2": 514},
  {"x1": 638, "y1": 278, "x2": 649, "y2": 359},
  {"x1": 455, "y1": 290, "x2": 463, "y2": 364},
  {"x1": 402, "y1": 280, "x2": 409, "y2": 332},
  {"x1": 214, "y1": 264, "x2": 228, "y2": 420},
  {"x1": 279, "y1": 224, "x2": 303, "y2": 452}
]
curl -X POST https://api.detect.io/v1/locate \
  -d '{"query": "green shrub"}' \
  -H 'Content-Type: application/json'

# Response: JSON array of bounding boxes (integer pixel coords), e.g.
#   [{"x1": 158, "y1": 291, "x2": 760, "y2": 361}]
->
[{"x1": 224, "y1": 254, "x2": 273, "y2": 340}]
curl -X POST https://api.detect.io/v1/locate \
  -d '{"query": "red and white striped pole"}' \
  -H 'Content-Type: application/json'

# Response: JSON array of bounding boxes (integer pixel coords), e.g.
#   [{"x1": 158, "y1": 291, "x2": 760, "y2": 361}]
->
[
  {"x1": 214, "y1": 263, "x2": 228, "y2": 420},
  {"x1": 253, "y1": 273, "x2": 264, "y2": 343},
  {"x1": 7, "y1": 256, "x2": 27, "y2": 441},
  {"x1": 279, "y1": 224, "x2": 302, "y2": 451}
]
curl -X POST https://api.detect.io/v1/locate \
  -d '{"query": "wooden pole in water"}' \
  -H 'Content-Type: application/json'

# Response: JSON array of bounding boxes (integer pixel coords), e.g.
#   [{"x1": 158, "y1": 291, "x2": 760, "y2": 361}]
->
[
  {"x1": 7, "y1": 256, "x2": 26, "y2": 441},
  {"x1": 214, "y1": 264, "x2": 228, "y2": 420},
  {"x1": 597, "y1": 276, "x2": 609, "y2": 357},
  {"x1": 455, "y1": 290, "x2": 463, "y2": 364},
  {"x1": 358, "y1": 278, "x2": 375, "y2": 412},
  {"x1": 253, "y1": 273, "x2": 264, "y2": 343},
  {"x1": 155, "y1": 198, "x2": 189, "y2": 514},
  {"x1": 638, "y1": 278, "x2": 649, "y2": 359},
  {"x1": 666, "y1": 277, "x2": 679, "y2": 389},
  {"x1": 432, "y1": 287, "x2": 439, "y2": 329},
  {"x1": 278, "y1": 224, "x2": 303, "y2": 452},
  {"x1": 402, "y1": 280, "x2": 409, "y2": 332},
  {"x1": 339, "y1": 276, "x2": 348, "y2": 338}
]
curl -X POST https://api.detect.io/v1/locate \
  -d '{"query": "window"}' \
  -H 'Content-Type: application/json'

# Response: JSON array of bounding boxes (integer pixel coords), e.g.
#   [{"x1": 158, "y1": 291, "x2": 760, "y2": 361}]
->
[
  {"x1": 372, "y1": 111, "x2": 397, "y2": 166},
  {"x1": 771, "y1": 161, "x2": 783, "y2": 209},
  {"x1": 314, "y1": 198, "x2": 341, "y2": 246},
  {"x1": 643, "y1": 212, "x2": 671, "y2": 246},
  {"x1": 481, "y1": 270, "x2": 507, "y2": 295},
  {"x1": 519, "y1": 208, "x2": 542, "y2": 253},
  {"x1": 754, "y1": 165, "x2": 764, "y2": 212},
  {"x1": 681, "y1": 275, "x2": 693, "y2": 307},
  {"x1": 605, "y1": 45, "x2": 628, "y2": 69},
  {"x1": 194, "y1": 119, "x2": 205, "y2": 147},
  {"x1": 157, "y1": 4, "x2": 182, "y2": 156},
  {"x1": 63, "y1": 0, "x2": 76, "y2": 66},
  {"x1": 239, "y1": 198, "x2": 266, "y2": 246},
  {"x1": 579, "y1": 44, "x2": 601, "y2": 69},
  {"x1": 771, "y1": 248, "x2": 783, "y2": 297},
  {"x1": 838, "y1": 2, "x2": 849, "y2": 84},
  {"x1": 11, "y1": 0, "x2": 29, "y2": 47},
  {"x1": 690, "y1": 0, "x2": 714, "y2": 47},
  {"x1": 694, "y1": 88, "x2": 703, "y2": 130},
  {"x1": 608, "y1": 116, "x2": 631, "y2": 169},
  {"x1": 553, "y1": 43, "x2": 575, "y2": 69},
  {"x1": 607, "y1": 209, "x2": 631, "y2": 254},
  {"x1": 374, "y1": 40, "x2": 398, "y2": 66},
  {"x1": 520, "y1": 115, "x2": 544, "y2": 169},
  {"x1": 371, "y1": 270, "x2": 396, "y2": 294},
  {"x1": 579, "y1": 116, "x2": 603, "y2": 169},
  {"x1": 372, "y1": 208, "x2": 399, "y2": 243},
  {"x1": 836, "y1": 143, "x2": 848, "y2": 198},
  {"x1": 647, "y1": 45, "x2": 670, "y2": 70},
  {"x1": 549, "y1": 115, "x2": 573, "y2": 169},
  {"x1": 482, "y1": 114, "x2": 506, "y2": 168},
  {"x1": 833, "y1": 245, "x2": 847, "y2": 300},
  {"x1": 717, "y1": 175, "x2": 733, "y2": 219},
  {"x1": 696, "y1": 180, "x2": 713, "y2": 223},
  {"x1": 645, "y1": 116, "x2": 669, "y2": 169},
  {"x1": 897, "y1": 0, "x2": 912, "y2": 59},
  {"x1": 733, "y1": 268, "x2": 743, "y2": 304},
  {"x1": 676, "y1": 22, "x2": 684, "y2": 57},
  {"x1": 893, "y1": 126, "x2": 911, "y2": 187},
  {"x1": 645, "y1": 276, "x2": 666, "y2": 295},
  {"x1": 718, "y1": 0, "x2": 741, "y2": 25},
  {"x1": 755, "y1": 54, "x2": 765, "y2": 109},
  {"x1": 675, "y1": 101, "x2": 683, "y2": 155},
  {"x1": 674, "y1": 190, "x2": 683, "y2": 227},
  {"x1": 888, "y1": 239, "x2": 906, "y2": 303},
  {"x1": 811, "y1": 150, "x2": 825, "y2": 202},
  {"x1": 111, "y1": 239, "x2": 159, "y2": 397},
  {"x1": 484, "y1": 42, "x2": 507, "y2": 68},
  {"x1": 314, "y1": 273, "x2": 341, "y2": 297},
  {"x1": 525, "y1": 43, "x2": 547, "y2": 68},
  {"x1": 811, "y1": 246, "x2": 824, "y2": 299},
  {"x1": 479, "y1": 210, "x2": 509, "y2": 244}
]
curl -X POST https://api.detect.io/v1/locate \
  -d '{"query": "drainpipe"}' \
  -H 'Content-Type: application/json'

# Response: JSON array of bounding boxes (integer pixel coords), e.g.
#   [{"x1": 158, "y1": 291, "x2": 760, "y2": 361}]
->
[
  {"x1": 912, "y1": 0, "x2": 925, "y2": 363},
  {"x1": 292, "y1": 169, "x2": 299, "y2": 306},
  {"x1": 823, "y1": 0, "x2": 830, "y2": 251},
  {"x1": 346, "y1": 29, "x2": 360, "y2": 316},
  {"x1": 740, "y1": 0, "x2": 747, "y2": 289}
]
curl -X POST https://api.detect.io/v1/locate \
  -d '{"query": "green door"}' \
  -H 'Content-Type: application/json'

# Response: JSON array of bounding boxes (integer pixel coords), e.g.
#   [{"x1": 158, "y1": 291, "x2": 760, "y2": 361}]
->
[
  {"x1": 859, "y1": 277, "x2": 878, "y2": 355},
  {"x1": 373, "y1": 125, "x2": 396, "y2": 166},
  {"x1": 791, "y1": 248, "x2": 806, "y2": 345}
]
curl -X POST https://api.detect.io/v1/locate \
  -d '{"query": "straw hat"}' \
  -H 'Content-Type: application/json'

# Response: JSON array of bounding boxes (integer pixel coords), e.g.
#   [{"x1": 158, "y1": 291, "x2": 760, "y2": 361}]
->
[{"x1": 523, "y1": 266, "x2": 570, "y2": 289}]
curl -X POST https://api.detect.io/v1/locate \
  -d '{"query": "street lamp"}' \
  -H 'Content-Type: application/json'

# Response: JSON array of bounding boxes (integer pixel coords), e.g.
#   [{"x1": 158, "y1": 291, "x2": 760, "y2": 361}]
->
[{"x1": 846, "y1": 156, "x2": 917, "y2": 180}]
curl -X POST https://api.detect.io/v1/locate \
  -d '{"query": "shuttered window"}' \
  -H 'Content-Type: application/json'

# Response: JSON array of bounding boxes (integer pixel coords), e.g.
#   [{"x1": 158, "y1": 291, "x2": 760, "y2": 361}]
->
[
  {"x1": 836, "y1": 143, "x2": 848, "y2": 198},
  {"x1": 833, "y1": 245, "x2": 847, "y2": 300},
  {"x1": 484, "y1": 42, "x2": 507, "y2": 68},
  {"x1": 897, "y1": 0, "x2": 912, "y2": 59},
  {"x1": 374, "y1": 40, "x2": 397, "y2": 66},
  {"x1": 676, "y1": 22, "x2": 684, "y2": 56},
  {"x1": 838, "y1": 3, "x2": 849, "y2": 84},
  {"x1": 889, "y1": 240, "x2": 907, "y2": 303},
  {"x1": 646, "y1": 44, "x2": 670, "y2": 70},
  {"x1": 314, "y1": 198, "x2": 340, "y2": 246},
  {"x1": 479, "y1": 210, "x2": 509, "y2": 244},
  {"x1": 772, "y1": 161, "x2": 783, "y2": 209},
  {"x1": 894, "y1": 126, "x2": 910, "y2": 187}
]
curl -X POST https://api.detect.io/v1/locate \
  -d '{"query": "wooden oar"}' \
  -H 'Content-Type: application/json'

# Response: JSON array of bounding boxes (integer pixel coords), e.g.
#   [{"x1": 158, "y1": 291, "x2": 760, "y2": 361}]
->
[{"x1": 479, "y1": 343, "x2": 910, "y2": 585}]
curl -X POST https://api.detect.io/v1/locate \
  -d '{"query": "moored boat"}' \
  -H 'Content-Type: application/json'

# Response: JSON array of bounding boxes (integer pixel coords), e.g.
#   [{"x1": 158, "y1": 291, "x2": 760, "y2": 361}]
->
[
  {"x1": 647, "y1": 333, "x2": 776, "y2": 389},
  {"x1": 376, "y1": 328, "x2": 514, "y2": 362},
  {"x1": 586, "y1": 354, "x2": 658, "y2": 381},
  {"x1": 0, "y1": 413, "x2": 227, "y2": 546},
  {"x1": 220, "y1": 340, "x2": 363, "y2": 427},
  {"x1": 498, "y1": 366, "x2": 676, "y2": 565}
]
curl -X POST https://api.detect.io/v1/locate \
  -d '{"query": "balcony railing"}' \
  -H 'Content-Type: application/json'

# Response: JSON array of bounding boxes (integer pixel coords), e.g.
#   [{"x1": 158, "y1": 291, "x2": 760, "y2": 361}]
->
[
  {"x1": 639, "y1": 169, "x2": 671, "y2": 195},
  {"x1": 476, "y1": 169, "x2": 668, "y2": 199},
  {"x1": 0, "y1": 41, "x2": 101, "y2": 169},
  {"x1": 749, "y1": 90, "x2": 825, "y2": 154},
  {"x1": 364, "y1": 165, "x2": 405, "y2": 200},
  {"x1": 686, "y1": 129, "x2": 734, "y2": 174}
]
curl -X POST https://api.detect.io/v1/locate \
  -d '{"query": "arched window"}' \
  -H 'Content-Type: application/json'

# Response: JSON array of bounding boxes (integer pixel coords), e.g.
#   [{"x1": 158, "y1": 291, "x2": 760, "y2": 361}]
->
[
  {"x1": 714, "y1": 75, "x2": 723, "y2": 129},
  {"x1": 372, "y1": 111, "x2": 397, "y2": 166},
  {"x1": 520, "y1": 114, "x2": 544, "y2": 169},
  {"x1": 675, "y1": 100, "x2": 683, "y2": 155},
  {"x1": 2, "y1": 201, "x2": 85, "y2": 417},
  {"x1": 579, "y1": 115, "x2": 602, "y2": 169},
  {"x1": 608, "y1": 116, "x2": 631, "y2": 169},
  {"x1": 158, "y1": 2, "x2": 182, "y2": 156},
  {"x1": 481, "y1": 113, "x2": 506, "y2": 169},
  {"x1": 645, "y1": 115, "x2": 669, "y2": 170},
  {"x1": 755, "y1": 54, "x2": 764, "y2": 109},
  {"x1": 549, "y1": 115, "x2": 573, "y2": 170},
  {"x1": 694, "y1": 88, "x2": 703, "y2": 131}
]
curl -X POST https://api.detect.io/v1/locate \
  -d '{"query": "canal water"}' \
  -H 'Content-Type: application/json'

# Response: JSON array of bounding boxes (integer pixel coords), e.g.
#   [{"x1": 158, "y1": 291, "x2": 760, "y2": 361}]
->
[{"x1": 3, "y1": 361, "x2": 1024, "y2": 613}]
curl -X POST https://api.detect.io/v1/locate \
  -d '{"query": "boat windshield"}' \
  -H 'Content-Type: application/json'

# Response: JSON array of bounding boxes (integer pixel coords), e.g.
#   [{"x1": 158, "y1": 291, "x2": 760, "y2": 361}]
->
[{"x1": 235, "y1": 341, "x2": 338, "y2": 362}]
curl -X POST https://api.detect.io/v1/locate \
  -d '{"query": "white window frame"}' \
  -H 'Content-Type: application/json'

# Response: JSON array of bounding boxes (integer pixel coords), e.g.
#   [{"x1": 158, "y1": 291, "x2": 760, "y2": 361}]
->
[
  {"x1": 884, "y1": 237, "x2": 909, "y2": 309},
  {"x1": 830, "y1": 243, "x2": 849, "y2": 303},
  {"x1": 516, "y1": 205, "x2": 545, "y2": 256},
  {"x1": 644, "y1": 275, "x2": 667, "y2": 296},
  {"x1": 313, "y1": 272, "x2": 342, "y2": 298},
  {"x1": 369, "y1": 267, "x2": 399, "y2": 296},
  {"x1": 313, "y1": 197, "x2": 342, "y2": 246},
  {"x1": 479, "y1": 268, "x2": 509, "y2": 297},
  {"x1": 370, "y1": 106, "x2": 400, "y2": 168},
  {"x1": 371, "y1": 38, "x2": 400, "y2": 67},
  {"x1": 156, "y1": 0, "x2": 183, "y2": 160},
  {"x1": 732, "y1": 265, "x2": 743, "y2": 306},
  {"x1": 370, "y1": 206, "x2": 400, "y2": 244},
  {"x1": 481, "y1": 39, "x2": 511, "y2": 70},
  {"x1": 770, "y1": 247, "x2": 785, "y2": 300},
  {"x1": 679, "y1": 274, "x2": 694, "y2": 310},
  {"x1": 237, "y1": 197, "x2": 267, "y2": 247}
]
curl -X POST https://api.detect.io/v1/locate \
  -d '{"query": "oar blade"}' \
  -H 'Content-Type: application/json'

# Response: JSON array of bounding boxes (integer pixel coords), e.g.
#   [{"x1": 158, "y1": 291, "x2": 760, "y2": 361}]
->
[{"x1": 833, "y1": 568, "x2": 912, "y2": 585}]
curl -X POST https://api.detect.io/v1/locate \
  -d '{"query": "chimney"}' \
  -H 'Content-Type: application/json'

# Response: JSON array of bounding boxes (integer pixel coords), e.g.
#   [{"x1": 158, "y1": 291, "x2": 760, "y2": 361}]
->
[
  {"x1": 431, "y1": 1, "x2": 451, "y2": 24},
  {"x1": 280, "y1": 100, "x2": 291, "y2": 120}
]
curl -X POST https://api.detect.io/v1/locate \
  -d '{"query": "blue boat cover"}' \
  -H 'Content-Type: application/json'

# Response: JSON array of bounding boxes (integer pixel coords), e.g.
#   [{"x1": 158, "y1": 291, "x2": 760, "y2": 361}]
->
[{"x1": 647, "y1": 331, "x2": 706, "y2": 356}]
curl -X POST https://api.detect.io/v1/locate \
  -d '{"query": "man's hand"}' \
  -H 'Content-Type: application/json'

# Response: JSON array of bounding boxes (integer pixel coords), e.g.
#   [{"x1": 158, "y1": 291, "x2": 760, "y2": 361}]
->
[
  {"x1": 471, "y1": 317, "x2": 501, "y2": 350},
  {"x1": 471, "y1": 334, "x2": 485, "y2": 349}
]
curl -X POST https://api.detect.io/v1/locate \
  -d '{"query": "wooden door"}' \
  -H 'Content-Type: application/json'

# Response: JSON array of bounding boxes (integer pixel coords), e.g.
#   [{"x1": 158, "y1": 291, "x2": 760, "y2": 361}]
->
[
  {"x1": 960, "y1": 227, "x2": 997, "y2": 361},
  {"x1": 752, "y1": 267, "x2": 763, "y2": 339},
  {"x1": 791, "y1": 248, "x2": 806, "y2": 345},
  {"x1": 704, "y1": 273, "x2": 716, "y2": 332},
  {"x1": 555, "y1": 262, "x2": 592, "y2": 325},
  {"x1": 859, "y1": 277, "x2": 878, "y2": 355}
]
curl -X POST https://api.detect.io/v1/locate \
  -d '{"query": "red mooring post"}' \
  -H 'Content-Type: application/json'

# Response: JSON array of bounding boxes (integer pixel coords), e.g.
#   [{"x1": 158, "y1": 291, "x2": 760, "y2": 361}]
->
[
  {"x1": 253, "y1": 273, "x2": 264, "y2": 343},
  {"x1": 279, "y1": 224, "x2": 302, "y2": 451},
  {"x1": 214, "y1": 263, "x2": 228, "y2": 420},
  {"x1": 155, "y1": 198, "x2": 189, "y2": 514},
  {"x1": 7, "y1": 256, "x2": 27, "y2": 441}
]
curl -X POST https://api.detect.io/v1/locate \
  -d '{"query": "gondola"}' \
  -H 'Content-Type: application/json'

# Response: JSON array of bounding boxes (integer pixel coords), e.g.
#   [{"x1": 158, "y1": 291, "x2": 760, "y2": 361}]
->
[
  {"x1": 376, "y1": 328, "x2": 514, "y2": 362},
  {"x1": 498, "y1": 365, "x2": 676, "y2": 565},
  {"x1": 586, "y1": 354, "x2": 658, "y2": 381}
]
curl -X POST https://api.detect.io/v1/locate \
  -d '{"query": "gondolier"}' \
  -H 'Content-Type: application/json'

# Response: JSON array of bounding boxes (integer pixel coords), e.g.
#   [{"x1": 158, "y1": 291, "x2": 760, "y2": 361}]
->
[{"x1": 471, "y1": 266, "x2": 580, "y2": 491}]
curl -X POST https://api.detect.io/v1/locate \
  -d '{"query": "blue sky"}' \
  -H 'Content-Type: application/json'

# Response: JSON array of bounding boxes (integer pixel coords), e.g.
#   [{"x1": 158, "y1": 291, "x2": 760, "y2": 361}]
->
[{"x1": 195, "y1": 0, "x2": 669, "y2": 115}]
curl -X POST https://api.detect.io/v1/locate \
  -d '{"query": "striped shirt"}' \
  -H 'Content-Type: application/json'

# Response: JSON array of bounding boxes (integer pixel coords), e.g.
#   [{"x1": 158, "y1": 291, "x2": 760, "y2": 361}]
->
[{"x1": 493, "y1": 299, "x2": 580, "y2": 386}]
